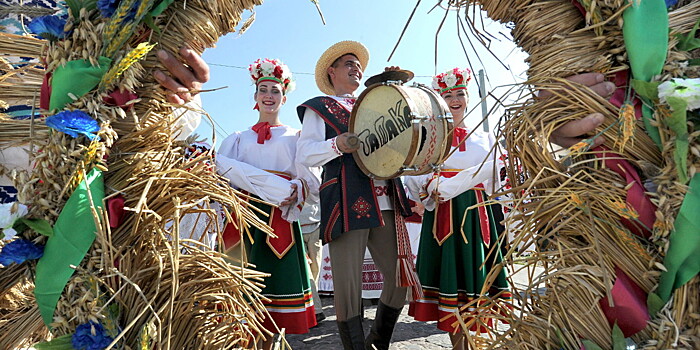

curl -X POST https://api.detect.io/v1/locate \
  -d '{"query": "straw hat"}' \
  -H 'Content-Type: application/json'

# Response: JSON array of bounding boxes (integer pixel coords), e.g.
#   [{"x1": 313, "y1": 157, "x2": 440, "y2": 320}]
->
[{"x1": 314, "y1": 40, "x2": 369, "y2": 95}]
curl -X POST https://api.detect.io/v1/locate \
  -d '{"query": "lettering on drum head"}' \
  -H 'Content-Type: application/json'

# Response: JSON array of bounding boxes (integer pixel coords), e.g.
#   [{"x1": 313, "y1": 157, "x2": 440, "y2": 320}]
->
[{"x1": 356, "y1": 100, "x2": 412, "y2": 157}]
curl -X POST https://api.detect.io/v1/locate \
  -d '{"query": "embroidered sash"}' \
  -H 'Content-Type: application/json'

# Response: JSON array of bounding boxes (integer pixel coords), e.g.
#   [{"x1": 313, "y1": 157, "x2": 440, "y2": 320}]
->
[
  {"x1": 222, "y1": 171, "x2": 296, "y2": 258},
  {"x1": 430, "y1": 170, "x2": 491, "y2": 246}
]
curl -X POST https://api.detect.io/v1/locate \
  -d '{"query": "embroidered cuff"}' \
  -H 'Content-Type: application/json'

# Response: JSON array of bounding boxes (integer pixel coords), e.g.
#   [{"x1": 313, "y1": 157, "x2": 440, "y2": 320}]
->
[{"x1": 330, "y1": 137, "x2": 343, "y2": 156}]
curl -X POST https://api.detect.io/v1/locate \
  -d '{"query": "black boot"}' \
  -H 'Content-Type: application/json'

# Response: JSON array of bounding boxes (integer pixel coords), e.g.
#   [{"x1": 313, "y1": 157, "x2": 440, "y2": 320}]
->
[
  {"x1": 337, "y1": 315, "x2": 365, "y2": 350},
  {"x1": 365, "y1": 301, "x2": 402, "y2": 350}
]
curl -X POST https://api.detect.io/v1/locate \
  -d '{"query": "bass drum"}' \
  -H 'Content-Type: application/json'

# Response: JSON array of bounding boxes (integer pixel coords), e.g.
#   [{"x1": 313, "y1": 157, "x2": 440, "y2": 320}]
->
[{"x1": 349, "y1": 83, "x2": 453, "y2": 179}]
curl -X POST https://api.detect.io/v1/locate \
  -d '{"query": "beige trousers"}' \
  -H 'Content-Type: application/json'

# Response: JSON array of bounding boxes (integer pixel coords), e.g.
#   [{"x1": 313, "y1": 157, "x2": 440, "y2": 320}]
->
[
  {"x1": 328, "y1": 210, "x2": 407, "y2": 321},
  {"x1": 302, "y1": 227, "x2": 323, "y2": 314}
]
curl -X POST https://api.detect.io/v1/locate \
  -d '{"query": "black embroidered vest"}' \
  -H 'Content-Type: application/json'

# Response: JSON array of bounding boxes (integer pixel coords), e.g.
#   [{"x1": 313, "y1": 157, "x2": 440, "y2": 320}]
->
[{"x1": 298, "y1": 96, "x2": 411, "y2": 244}]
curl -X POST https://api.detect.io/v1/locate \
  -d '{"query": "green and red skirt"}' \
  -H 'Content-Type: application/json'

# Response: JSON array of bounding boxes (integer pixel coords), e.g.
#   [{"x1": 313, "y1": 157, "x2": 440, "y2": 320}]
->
[
  {"x1": 228, "y1": 200, "x2": 317, "y2": 334},
  {"x1": 408, "y1": 189, "x2": 511, "y2": 333}
]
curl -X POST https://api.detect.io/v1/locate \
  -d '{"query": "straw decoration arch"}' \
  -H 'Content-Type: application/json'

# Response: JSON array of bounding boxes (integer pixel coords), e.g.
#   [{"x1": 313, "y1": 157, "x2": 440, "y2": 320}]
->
[
  {"x1": 0, "y1": 1, "x2": 294, "y2": 349},
  {"x1": 422, "y1": 0, "x2": 699, "y2": 349}
]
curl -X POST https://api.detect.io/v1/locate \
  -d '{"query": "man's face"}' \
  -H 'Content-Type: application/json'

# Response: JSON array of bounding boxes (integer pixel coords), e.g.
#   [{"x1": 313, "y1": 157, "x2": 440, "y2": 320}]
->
[{"x1": 327, "y1": 54, "x2": 363, "y2": 94}]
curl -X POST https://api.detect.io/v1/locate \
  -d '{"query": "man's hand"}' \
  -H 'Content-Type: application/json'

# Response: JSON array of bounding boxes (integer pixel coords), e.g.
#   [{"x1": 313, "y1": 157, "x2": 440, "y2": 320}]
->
[
  {"x1": 545, "y1": 73, "x2": 616, "y2": 148},
  {"x1": 336, "y1": 132, "x2": 360, "y2": 153},
  {"x1": 153, "y1": 46, "x2": 210, "y2": 104}
]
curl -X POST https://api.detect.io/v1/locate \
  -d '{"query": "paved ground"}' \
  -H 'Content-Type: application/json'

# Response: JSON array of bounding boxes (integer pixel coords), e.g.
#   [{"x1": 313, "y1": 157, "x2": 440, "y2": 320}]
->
[
  {"x1": 285, "y1": 296, "x2": 451, "y2": 349},
  {"x1": 285, "y1": 264, "x2": 544, "y2": 349}
]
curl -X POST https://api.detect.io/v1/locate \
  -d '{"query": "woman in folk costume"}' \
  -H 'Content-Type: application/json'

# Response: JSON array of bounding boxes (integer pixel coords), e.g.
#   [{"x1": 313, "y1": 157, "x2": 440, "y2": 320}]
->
[
  {"x1": 405, "y1": 68, "x2": 511, "y2": 349},
  {"x1": 215, "y1": 58, "x2": 317, "y2": 347}
]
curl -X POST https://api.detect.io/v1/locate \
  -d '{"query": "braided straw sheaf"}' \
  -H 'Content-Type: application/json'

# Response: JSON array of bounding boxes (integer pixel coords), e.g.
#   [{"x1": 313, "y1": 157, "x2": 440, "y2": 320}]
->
[
  {"x1": 447, "y1": 0, "x2": 699, "y2": 349},
  {"x1": 0, "y1": 0, "x2": 282, "y2": 349}
]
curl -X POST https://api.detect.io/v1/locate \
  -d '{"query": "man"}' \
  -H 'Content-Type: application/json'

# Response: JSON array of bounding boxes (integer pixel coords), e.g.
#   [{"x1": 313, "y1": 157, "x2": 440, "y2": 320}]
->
[{"x1": 296, "y1": 40, "x2": 413, "y2": 350}]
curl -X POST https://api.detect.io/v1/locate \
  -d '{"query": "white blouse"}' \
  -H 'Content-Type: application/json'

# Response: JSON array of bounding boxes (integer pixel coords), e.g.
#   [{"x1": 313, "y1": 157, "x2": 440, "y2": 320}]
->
[
  {"x1": 216, "y1": 124, "x2": 319, "y2": 222},
  {"x1": 405, "y1": 128, "x2": 501, "y2": 211}
]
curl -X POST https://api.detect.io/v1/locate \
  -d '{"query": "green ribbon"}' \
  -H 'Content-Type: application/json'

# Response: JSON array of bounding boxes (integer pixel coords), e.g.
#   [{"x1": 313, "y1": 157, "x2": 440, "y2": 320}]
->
[
  {"x1": 34, "y1": 168, "x2": 105, "y2": 327},
  {"x1": 149, "y1": 0, "x2": 175, "y2": 17},
  {"x1": 657, "y1": 173, "x2": 700, "y2": 302},
  {"x1": 49, "y1": 57, "x2": 112, "y2": 112},
  {"x1": 622, "y1": 0, "x2": 668, "y2": 149}
]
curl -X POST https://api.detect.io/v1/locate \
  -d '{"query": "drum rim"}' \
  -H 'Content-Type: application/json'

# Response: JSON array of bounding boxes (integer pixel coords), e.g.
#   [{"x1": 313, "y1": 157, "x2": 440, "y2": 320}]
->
[
  {"x1": 349, "y1": 83, "x2": 420, "y2": 179},
  {"x1": 413, "y1": 83, "x2": 454, "y2": 164}
]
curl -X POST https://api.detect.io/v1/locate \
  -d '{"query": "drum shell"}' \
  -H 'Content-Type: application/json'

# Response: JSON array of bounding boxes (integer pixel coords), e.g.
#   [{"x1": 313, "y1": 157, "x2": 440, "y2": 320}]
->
[{"x1": 349, "y1": 83, "x2": 452, "y2": 179}]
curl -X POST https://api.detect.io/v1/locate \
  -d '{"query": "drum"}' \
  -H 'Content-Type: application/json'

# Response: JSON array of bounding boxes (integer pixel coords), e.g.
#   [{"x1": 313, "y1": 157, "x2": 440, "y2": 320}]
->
[{"x1": 349, "y1": 82, "x2": 453, "y2": 179}]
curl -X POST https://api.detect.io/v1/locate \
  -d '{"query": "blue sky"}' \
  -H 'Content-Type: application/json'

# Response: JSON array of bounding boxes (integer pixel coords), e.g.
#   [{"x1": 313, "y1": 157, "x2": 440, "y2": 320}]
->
[{"x1": 197, "y1": 0, "x2": 528, "y2": 146}]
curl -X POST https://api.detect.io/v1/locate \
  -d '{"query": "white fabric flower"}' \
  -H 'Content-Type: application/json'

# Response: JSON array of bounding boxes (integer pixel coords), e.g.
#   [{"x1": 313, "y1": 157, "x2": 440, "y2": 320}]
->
[
  {"x1": 444, "y1": 74, "x2": 458, "y2": 89},
  {"x1": 658, "y1": 78, "x2": 700, "y2": 111},
  {"x1": 431, "y1": 76, "x2": 442, "y2": 90},
  {"x1": 260, "y1": 61, "x2": 275, "y2": 75},
  {"x1": 0, "y1": 202, "x2": 28, "y2": 240}
]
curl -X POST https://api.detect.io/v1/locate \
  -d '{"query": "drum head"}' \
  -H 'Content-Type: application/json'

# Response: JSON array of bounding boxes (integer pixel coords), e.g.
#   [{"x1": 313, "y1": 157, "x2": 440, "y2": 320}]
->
[{"x1": 350, "y1": 84, "x2": 417, "y2": 179}]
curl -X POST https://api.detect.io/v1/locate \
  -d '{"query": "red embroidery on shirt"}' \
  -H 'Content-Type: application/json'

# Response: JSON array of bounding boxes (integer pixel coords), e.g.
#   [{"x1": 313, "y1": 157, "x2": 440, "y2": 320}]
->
[
  {"x1": 330, "y1": 137, "x2": 342, "y2": 156},
  {"x1": 325, "y1": 101, "x2": 349, "y2": 126},
  {"x1": 374, "y1": 185, "x2": 388, "y2": 196}
]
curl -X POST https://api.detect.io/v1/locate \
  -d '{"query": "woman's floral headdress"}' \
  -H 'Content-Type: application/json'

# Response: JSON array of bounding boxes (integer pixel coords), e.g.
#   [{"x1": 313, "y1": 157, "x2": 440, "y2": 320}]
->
[
  {"x1": 432, "y1": 67, "x2": 472, "y2": 94},
  {"x1": 248, "y1": 58, "x2": 295, "y2": 94}
]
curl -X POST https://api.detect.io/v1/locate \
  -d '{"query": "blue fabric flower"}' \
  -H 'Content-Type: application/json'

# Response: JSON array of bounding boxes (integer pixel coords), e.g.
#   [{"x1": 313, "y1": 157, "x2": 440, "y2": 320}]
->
[
  {"x1": 0, "y1": 239, "x2": 44, "y2": 266},
  {"x1": 97, "y1": 0, "x2": 137, "y2": 20},
  {"x1": 72, "y1": 321, "x2": 115, "y2": 350},
  {"x1": 27, "y1": 15, "x2": 67, "y2": 41},
  {"x1": 45, "y1": 110, "x2": 100, "y2": 140},
  {"x1": 97, "y1": 0, "x2": 119, "y2": 17},
  {"x1": 665, "y1": 0, "x2": 679, "y2": 8}
]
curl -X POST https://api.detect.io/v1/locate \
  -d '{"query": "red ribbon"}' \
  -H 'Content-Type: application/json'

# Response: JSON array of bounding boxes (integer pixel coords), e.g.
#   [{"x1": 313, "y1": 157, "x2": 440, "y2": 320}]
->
[
  {"x1": 40, "y1": 72, "x2": 52, "y2": 111},
  {"x1": 452, "y1": 127, "x2": 468, "y2": 151},
  {"x1": 106, "y1": 194, "x2": 126, "y2": 228},
  {"x1": 103, "y1": 90, "x2": 138, "y2": 109},
  {"x1": 251, "y1": 122, "x2": 273, "y2": 144},
  {"x1": 593, "y1": 147, "x2": 655, "y2": 237},
  {"x1": 598, "y1": 266, "x2": 649, "y2": 337}
]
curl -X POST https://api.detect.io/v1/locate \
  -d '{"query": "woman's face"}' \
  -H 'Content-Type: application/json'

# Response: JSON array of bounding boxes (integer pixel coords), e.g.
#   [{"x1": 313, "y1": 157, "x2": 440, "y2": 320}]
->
[
  {"x1": 441, "y1": 89, "x2": 468, "y2": 118},
  {"x1": 255, "y1": 81, "x2": 286, "y2": 113}
]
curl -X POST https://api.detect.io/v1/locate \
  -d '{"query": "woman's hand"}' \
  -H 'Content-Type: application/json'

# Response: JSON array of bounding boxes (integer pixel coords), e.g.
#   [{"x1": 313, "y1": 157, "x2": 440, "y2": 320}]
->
[
  {"x1": 280, "y1": 183, "x2": 298, "y2": 207},
  {"x1": 153, "y1": 46, "x2": 210, "y2": 104}
]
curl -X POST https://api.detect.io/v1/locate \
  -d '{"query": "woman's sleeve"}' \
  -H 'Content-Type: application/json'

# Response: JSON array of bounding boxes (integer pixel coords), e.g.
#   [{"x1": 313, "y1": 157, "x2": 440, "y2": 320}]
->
[
  {"x1": 216, "y1": 133, "x2": 293, "y2": 206},
  {"x1": 282, "y1": 133, "x2": 323, "y2": 223},
  {"x1": 481, "y1": 131, "x2": 504, "y2": 196},
  {"x1": 403, "y1": 174, "x2": 429, "y2": 202},
  {"x1": 428, "y1": 161, "x2": 495, "y2": 202}
]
